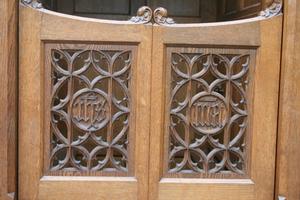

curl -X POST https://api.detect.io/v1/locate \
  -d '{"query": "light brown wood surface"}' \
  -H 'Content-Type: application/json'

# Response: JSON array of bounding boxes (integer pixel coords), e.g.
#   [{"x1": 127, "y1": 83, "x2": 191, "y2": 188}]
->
[
  {"x1": 0, "y1": 0, "x2": 18, "y2": 200},
  {"x1": 19, "y1": 5, "x2": 152, "y2": 200},
  {"x1": 149, "y1": 15, "x2": 282, "y2": 200},
  {"x1": 276, "y1": 0, "x2": 300, "y2": 199},
  {"x1": 19, "y1": 1, "x2": 287, "y2": 200}
]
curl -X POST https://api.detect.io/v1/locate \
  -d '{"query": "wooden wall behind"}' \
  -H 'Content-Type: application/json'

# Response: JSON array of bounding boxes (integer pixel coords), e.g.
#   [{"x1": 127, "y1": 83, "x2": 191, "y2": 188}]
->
[
  {"x1": 217, "y1": 0, "x2": 274, "y2": 21},
  {"x1": 276, "y1": 0, "x2": 300, "y2": 199},
  {"x1": 0, "y1": 0, "x2": 18, "y2": 199}
]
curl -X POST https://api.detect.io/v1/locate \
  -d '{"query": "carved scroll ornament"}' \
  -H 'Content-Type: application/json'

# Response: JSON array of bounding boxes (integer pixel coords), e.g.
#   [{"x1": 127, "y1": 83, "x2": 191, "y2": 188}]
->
[
  {"x1": 130, "y1": 6, "x2": 175, "y2": 25},
  {"x1": 153, "y1": 7, "x2": 175, "y2": 25},
  {"x1": 130, "y1": 6, "x2": 153, "y2": 24}
]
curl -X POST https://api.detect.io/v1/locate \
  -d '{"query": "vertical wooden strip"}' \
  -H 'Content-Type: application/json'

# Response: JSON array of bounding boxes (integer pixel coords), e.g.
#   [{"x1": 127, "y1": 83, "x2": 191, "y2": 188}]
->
[
  {"x1": 0, "y1": 0, "x2": 18, "y2": 199},
  {"x1": 276, "y1": 0, "x2": 300, "y2": 199},
  {"x1": 19, "y1": 5, "x2": 43, "y2": 200}
]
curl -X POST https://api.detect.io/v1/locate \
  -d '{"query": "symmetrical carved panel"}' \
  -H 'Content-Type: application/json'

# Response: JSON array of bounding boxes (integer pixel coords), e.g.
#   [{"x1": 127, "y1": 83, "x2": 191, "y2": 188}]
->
[
  {"x1": 165, "y1": 47, "x2": 255, "y2": 178},
  {"x1": 45, "y1": 44, "x2": 136, "y2": 176}
]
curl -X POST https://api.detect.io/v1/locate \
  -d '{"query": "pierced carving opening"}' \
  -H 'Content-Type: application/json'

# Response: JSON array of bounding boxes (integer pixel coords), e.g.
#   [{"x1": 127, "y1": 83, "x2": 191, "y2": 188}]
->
[
  {"x1": 45, "y1": 44, "x2": 136, "y2": 176},
  {"x1": 165, "y1": 48, "x2": 255, "y2": 178}
]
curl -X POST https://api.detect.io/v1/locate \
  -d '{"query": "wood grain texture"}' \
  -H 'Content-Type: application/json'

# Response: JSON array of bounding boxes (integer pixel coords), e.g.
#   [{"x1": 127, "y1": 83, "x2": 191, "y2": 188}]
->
[
  {"x1": 38, "y1": 176, "x2": 138, "y2": 200},
  {"x1": 149, "y1": 15, "x2": 282, "y2": 200},
  {"x1": 276, "y1": 0, "x2": 300, "y2": 199},
  {"x1": 0, "y1": 0, "x2": 18, "y2": 199},
  {"x1": 19, "y1": 5, "x2": 152, "y2": 200}
]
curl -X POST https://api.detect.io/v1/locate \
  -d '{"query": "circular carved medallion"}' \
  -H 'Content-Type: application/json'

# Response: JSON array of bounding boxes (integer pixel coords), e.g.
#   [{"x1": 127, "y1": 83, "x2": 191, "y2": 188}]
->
[
  {"x1": 72, "y1": 91, "x2": 109, "y2": 131},
  {"x1": 191, "y1": 94, "x2": 227, "y2": 134}
]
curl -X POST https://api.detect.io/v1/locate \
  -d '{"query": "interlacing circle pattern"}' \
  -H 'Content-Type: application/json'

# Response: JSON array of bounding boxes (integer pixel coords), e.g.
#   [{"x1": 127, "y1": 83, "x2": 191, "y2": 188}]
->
[
  {"x1": 168, "y1": 52, "x2": 250, "y2": 175},
  {"x1": 50, "y1": 48, "x2": 132, "y2": 173}
]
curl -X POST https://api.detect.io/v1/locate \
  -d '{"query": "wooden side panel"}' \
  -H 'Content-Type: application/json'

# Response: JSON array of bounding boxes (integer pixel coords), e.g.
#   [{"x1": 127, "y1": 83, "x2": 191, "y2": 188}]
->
[
  {"x1": 19, "y1": 5, "x2": 43, "y2": 200},
  {"x1": 276, "y1": 0, "x2": 300, "y2": 199},
  {"x1": 150, "y1": 15, "x2": 282, "y2": 200},
  {"x1": 19, "y1": 5, "x2": 152, "y2": 200},
  {"x1": 0, "y1": 0, "x2": 18, "y2": 199}
]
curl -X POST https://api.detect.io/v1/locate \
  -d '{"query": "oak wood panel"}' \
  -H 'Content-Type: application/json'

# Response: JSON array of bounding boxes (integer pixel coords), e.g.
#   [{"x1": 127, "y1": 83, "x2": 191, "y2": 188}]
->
[
  {"x1": 38, "y1": 177, "x2": 137, "y2": 200},
  {"x1": 19, "y1": 5, "x2": 152, "y2": 200},
  {"x1": 276, "y1": 0, "x2": 300, "y2": 199},
  {"x1": 0, "y1": 0, "x2": 18, "y2": 199},
  {"x1": 149, "y1": 15, "x2": 282, "y2": 200}
]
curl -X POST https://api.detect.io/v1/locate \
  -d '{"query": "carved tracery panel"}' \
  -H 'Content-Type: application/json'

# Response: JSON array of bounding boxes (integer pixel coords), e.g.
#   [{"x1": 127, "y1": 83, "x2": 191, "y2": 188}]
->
[
  {"x1": 165, "y1": 47, "x2": 255, "y2": 178},
  {"x1": 44, "y1": 44, "x2": 136, "y2": 176}
]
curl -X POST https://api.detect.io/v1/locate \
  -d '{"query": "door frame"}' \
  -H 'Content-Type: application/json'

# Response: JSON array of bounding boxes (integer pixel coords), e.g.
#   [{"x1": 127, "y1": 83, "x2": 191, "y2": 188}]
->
[
  {"x1": 1, "y1": 0, "x2": 299, "y2": 199},
  {"x1": 0, "y1": 0, "x2": 18, "y2": 199},
  {"x1": 276, "y1": 0, "x2": 300, "y2": 199}
]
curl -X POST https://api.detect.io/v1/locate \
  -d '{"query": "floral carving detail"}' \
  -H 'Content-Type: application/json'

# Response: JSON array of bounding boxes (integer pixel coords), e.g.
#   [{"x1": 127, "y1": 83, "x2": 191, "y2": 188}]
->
[
  {"x1": 49, "y1": 47, "x2": 132, "y2": 173},
  {"x1": 167, "y1": 51, "x2": 251, "y2": 175},
  {"x1": 259, "y1": 0, "x2": 282, "y2": 18},
  {"x1": 21, "y1": 0, "x2": 43, "y2": 9}
]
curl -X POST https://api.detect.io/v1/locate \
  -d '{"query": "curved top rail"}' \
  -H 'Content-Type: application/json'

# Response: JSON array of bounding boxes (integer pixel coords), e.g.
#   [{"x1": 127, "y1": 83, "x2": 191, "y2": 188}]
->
[{"x1": 20, "y1": 0, "x2": 282, "y2": 27}]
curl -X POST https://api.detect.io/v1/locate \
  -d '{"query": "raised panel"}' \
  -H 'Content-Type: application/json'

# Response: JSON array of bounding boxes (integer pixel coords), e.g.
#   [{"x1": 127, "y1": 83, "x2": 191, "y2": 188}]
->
[
  {"x1": 164, "y1": 47, "x2": 256, "y2": 178},
  {"x1": 44, "y1": 43, "x2": 137, "y2": 177}
]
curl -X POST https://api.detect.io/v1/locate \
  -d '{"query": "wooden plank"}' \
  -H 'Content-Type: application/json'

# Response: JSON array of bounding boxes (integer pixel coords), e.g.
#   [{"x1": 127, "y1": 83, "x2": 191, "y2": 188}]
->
[
  {"x1": 19, "y1": 4, "x2": 43, "y2": 200},
  {"x1": 276, "y1": 0, "x2": 300, "y2": 199},
  {"x1": 38, "y1": 177, "x2": 138, "y2": 200},
  {"x1": 0, "y1": 0, "x2": 18, "y2": 199}
]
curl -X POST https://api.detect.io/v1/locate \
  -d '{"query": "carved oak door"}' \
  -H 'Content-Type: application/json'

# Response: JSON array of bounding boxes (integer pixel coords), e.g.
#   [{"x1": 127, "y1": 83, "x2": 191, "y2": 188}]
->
[
  {"x1": 149, "y1": 3, "x2": 283, "y2": 200},
  {"x1": 19, "y1": 2, "x2": 152, "y2": 200}
]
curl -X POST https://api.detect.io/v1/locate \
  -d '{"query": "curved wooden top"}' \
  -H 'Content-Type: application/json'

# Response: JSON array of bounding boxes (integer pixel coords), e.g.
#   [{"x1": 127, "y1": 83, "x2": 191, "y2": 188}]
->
[{"x1": 20, "y1": 0, "x2": 282, "y2": 27}]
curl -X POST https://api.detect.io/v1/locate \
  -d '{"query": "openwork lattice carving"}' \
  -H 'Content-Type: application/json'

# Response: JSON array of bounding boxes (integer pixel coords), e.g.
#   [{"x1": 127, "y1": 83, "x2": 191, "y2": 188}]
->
[
  {"x1": 47, "y1": 44, "x2": 134, "y2": 175},
  {"x1": 166, "y1": 48, "x2": 254, "y2": 177}
]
